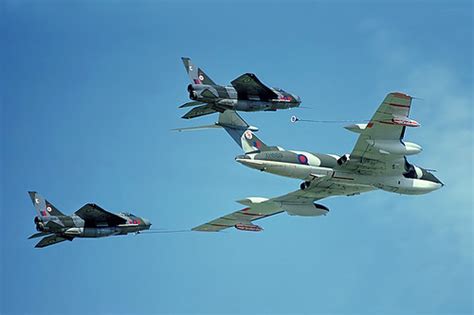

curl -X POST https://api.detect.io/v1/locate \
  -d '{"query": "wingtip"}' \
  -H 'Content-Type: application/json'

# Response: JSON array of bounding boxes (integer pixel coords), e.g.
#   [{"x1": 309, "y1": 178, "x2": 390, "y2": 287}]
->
[{"x1": 390, "y1": 92, "x2": 412, "y2": 100}]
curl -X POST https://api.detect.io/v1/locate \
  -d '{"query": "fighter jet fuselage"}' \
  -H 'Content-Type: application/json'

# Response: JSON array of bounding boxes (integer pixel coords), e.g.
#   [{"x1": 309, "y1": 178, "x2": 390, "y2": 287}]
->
[
  {"x1": 187, "y1": 83, "x2": 300, "y2": 112},
  {"x1": 34, "y1": 213, "x2": 150, "y2": 238},
  {"x1": 180, "y1": 58, "x2": 301, "y2": 119},
  {"x1": 28, "y1": 192, "x2": 151, "y2": 248}
]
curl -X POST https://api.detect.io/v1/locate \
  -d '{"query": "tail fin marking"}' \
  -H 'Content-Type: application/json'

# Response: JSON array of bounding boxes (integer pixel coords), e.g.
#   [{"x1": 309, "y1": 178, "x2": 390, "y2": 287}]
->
[
  {"x1": 181, "y1": 57, "x2": 216, "y2": 85},
  {"x1": 28, "y1": 191, "x2": 65, "y2": 217}
]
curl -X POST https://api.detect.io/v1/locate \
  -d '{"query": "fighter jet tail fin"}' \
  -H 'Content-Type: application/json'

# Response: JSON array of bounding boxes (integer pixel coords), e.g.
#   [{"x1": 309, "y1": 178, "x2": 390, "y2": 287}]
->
[
  {"x1": 181, "y1": 57, "x2": 216, "y2": 85},
  {"x1": 28, "y1": 191, "x2": 65, "y2": 217}
]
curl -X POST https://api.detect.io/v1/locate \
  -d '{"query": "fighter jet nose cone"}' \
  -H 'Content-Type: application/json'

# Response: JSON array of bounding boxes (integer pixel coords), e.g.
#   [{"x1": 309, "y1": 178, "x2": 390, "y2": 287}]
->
[
  {"x1": 142, "y1": 218, "x2": 152, "y2": 228},
  {"x1": 293, "y1": 94, "x2": 301, "y2": 104}
]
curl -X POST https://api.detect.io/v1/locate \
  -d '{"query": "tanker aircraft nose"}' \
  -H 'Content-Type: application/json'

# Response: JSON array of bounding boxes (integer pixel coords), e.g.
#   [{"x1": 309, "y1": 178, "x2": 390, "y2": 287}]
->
[
  {"x1": 420, "y1": 169, "x2": 444, "y2": 190},
  {"x1": 293, "y1": 94, "x2": 301, "y2": 104}
]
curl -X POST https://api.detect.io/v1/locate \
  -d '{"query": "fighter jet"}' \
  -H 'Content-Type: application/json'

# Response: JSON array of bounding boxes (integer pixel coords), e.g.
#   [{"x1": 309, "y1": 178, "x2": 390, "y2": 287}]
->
[
  {"x1": 28, "y1": 192, "x2": 151, "y2": 248},
  {"x1": 178, "y1": 92, "x2": 443, "y2": 232},
  {"x1": 179, "y1": 57, "x2": 301, "y2": 119}
]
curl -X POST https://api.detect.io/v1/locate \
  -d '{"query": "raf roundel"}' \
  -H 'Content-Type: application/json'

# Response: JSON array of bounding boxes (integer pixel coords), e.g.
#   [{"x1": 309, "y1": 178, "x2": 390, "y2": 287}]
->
[
  {"x1": 297, "y1": 154, "x2": 309, "y2": 165},
  {"x1": 244, "y1": 130, "x2": 253, "y2": 140},
  {"x1": 46, "y1": 206, "x2": 52, "y2": 212},
  {"x1": 198, "y1": 74, "x2": 204, "y2": 81}
]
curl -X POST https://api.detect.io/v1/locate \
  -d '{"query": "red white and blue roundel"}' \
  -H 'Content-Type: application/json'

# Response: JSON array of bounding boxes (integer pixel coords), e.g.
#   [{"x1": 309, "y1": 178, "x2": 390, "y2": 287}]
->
[{"x1": 297, "y1": 154, "x2": 309, "y2": 165}]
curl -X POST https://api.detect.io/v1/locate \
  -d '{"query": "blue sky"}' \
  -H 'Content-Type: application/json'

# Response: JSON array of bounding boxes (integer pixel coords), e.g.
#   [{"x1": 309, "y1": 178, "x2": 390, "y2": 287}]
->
[{"x1": 1, "y1": 1, "x2": 472, "y2": 314}]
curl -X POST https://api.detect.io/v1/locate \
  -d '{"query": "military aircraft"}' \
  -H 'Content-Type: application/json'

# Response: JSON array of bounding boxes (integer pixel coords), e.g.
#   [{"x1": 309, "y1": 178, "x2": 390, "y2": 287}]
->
[
  {"x1": 178, "y1": 92, "x2": 443, "y2": 232},
  {"x1": 28, "y1": 192, "x2": 152, "y2": 248},
  {"x1": 179, "y1": 57, "x2": 301, "y2": 119}
]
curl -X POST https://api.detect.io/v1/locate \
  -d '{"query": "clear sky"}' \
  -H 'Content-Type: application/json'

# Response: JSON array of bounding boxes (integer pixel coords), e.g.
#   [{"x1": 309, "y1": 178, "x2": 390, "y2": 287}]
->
[{"x1": 1, "y1": 1, "x2": 472, "y2": 314}]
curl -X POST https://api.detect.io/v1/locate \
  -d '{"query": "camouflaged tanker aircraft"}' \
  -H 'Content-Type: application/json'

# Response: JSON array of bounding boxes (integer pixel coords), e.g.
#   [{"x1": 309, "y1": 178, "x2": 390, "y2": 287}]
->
[
  {"x1": 179, "y1": 57, "x2": 301, "y2": 119},
  {"x1": 178, "y1": 92, "x2": 443, "y2": 232},
  {"x1": 28, "y1": 192, "x2": 151, "y2": 248}
]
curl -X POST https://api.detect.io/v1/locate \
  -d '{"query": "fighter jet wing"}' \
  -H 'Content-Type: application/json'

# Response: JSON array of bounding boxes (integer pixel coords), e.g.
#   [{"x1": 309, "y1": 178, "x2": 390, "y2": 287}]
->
[
  {"x1": 35, "y1": 235, "x2": 73, "y2": 248},
  {"x1": 345, "y1": 92, "x2": 417, "y2": 174},
  {"x1": 192, "y1": 176, "x2": 373, "y2": 232},
  {"x1": 75, "y1": 203, "x2": 127, "y2": 226},
  {"x1": 231, "y1": 73, "x2": 278, "y2": 101}
]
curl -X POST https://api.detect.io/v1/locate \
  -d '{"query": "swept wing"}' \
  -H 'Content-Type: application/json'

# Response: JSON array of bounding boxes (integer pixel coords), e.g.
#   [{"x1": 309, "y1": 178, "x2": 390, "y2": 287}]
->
[
  {"x1": 193, "y1": 176, "x2": 373, "y2": 232},
  {"x1": 231, "y1": 73, "x2": 278, "y2": 101},
  {"x1": 75, "y1": 203, "x2": 127, "y2": 226},
  {"x1": 344, "y1": 92, "x2": 418, "y2": 175}
]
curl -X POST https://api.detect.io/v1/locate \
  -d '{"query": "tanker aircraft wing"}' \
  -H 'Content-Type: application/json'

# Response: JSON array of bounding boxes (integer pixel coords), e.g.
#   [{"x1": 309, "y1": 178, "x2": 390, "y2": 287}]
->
[
  {"x1": 349, "y1": 92, "x2": 416, "y2": 162},
  {"x1": 342, "y1": 92, "x2": 420, "y2": 175},
  {"x1": 192, "y1": 175, "x2": 373, "y2": 232}
]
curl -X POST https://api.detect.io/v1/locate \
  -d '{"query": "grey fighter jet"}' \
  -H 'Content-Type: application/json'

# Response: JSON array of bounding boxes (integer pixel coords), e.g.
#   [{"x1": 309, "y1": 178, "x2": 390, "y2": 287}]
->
[
  {"x1": 28, "y1": 192, "x2": 151, "y2": 248},
  {"x1": 179, "y1": 57, "x2": 301, "y2": 119},
  {"x1": 178, "y1": 92, "x2": 443, "y2": 232}
]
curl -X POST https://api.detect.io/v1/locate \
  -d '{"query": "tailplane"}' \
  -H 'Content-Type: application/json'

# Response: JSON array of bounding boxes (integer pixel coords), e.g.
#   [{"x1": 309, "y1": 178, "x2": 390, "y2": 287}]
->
[
  {"x1": 182, "y1": 104, "x2": 218, "y2": 119},
  {"x1": 181, "y1": 57, "x2": 216, "y2": 85},
  {"x1": 35, "y1": 235, "x2": 73, "y2": 248},
  {"x1": 174, "y1": 110, "x2": 275, "y2": 154},
  {"x1": 216, "y1": 111, "x2": 274, "y2": 153}
]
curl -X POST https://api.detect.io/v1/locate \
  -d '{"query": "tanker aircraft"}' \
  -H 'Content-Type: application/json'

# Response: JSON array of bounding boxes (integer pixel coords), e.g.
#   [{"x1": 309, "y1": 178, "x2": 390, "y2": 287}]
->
[
  {"x1": 178, "y1": 92, "x2": 443, "y2": 232},
  {"x1": 179, "y1": 57, "x2": 301, "y2": 119},
  {"x1": 28, "y1": 192, "x2": 151, "y2": 248}
]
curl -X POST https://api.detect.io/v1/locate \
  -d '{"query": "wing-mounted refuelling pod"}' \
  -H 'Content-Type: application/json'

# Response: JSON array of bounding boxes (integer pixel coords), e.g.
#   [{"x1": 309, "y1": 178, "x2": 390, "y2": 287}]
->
[
  {"x1": 390, "y1": 115, "x2": 420, "y2": 127},
  {"x1": 344, "y1": 115, "x2": 420, "y2": 134},
  {"x1": 366, "y1": 140, "x2": 422, "y2": 155},
  {"x1": 234, "y1": 223, "x2": 263, "y2": 232}
]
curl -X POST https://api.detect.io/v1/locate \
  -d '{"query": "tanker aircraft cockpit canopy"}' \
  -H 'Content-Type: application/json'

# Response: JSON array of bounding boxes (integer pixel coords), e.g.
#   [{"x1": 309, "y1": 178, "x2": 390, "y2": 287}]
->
[{"x1": 402, "y1": 158, "x2": 443, "y2": 184}]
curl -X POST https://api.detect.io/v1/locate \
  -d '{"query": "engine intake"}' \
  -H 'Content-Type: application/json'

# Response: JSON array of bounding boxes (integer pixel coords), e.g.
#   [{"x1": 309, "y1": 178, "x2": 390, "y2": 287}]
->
[{"x1": 337, "y1": 154, "x2": 350, "y2": 166}]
